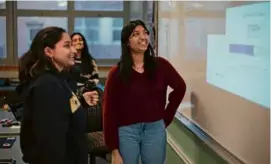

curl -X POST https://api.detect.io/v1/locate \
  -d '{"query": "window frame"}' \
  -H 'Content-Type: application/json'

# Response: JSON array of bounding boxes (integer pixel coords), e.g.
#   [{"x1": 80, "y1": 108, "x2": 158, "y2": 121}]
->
[
  {"x1": 0, "y1": 1, "x2": 130, "y2": 67},
  {"x1": 0, "y1": 1, "x2": 157, "y2": 67}
]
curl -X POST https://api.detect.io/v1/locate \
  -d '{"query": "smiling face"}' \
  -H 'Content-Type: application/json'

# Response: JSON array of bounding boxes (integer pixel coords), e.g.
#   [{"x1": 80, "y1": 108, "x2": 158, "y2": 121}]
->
[
  {"x1": 128, "y1": 25, "x2": 149, "y2": 53},
  {"x1": 71, "y1": 34, "x2": 84, "y2": 51},
  {"x1": 44, "y1": 32, "x2": 77, "y2": 71}
]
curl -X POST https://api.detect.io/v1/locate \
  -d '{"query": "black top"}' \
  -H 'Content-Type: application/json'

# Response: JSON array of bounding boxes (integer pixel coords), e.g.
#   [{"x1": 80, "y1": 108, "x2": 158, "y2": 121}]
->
[{"x1": 18, "y1": 71, "x2": 87, "y2": 164}]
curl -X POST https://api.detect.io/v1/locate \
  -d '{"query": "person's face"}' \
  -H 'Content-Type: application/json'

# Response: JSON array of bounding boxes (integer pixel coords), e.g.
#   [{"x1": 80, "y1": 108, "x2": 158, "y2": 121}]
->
[
  {"x1": 44, "y1": 32, "x2": 77, "y2": 71},
  {"x1": 71, "y1": 34, "x2": 84, "y2": 51},
  {"x1": 128, "y1": 25, "x2": 149, "y2": 53}
]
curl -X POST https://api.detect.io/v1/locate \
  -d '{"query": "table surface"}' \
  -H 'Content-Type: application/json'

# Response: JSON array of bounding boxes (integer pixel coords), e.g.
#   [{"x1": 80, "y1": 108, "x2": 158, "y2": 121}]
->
[
  {"x1": 0, "y1": 136, "x2": 23, "y2": 163},
  {"x1": 0, "y1": 111, "x2": 20, "y2": 136},
  {"x1": 0, "y1": 110, "x2": 23, "y2": 163}
]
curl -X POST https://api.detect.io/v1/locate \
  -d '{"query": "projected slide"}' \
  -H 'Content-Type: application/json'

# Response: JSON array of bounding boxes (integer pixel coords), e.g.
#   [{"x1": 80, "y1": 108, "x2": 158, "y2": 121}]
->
[{"x1": 206, "y1": 2, "x2": 270, "y2": 108}]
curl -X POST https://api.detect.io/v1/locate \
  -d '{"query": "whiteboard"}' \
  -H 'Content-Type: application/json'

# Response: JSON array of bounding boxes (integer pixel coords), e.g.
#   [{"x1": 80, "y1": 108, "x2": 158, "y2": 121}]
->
[{"x1": 157, "y1": 1, "x2": 270, "y2": 164}]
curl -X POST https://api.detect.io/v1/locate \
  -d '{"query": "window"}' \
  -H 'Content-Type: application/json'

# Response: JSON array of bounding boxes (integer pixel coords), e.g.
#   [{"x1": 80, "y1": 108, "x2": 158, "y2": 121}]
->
[
  {"x1": 75, "y1": 1, "x2": 123, "y2": 11},
  {"x1": 17, "y1": 17, "x2": 67, "y2": 57},
  {"x1": 75, "y1": 18, "x2": 100, "y2": 43},
  {"x1": 112, "y1": 18, "x2": 123, "y2": 42},
  {"x1": 112, "y1": 30, "x2": 121, "y2": 41},
  {"x1": 113, "y1": 18, "x2": 122, "y2": 27},
  {"x1": 1, "y1": 1, "x2": 147, "y2": 66},
  {"x1": 75, "y1": 17, "x2": 123, "y2": 59},
  {"x1": 85, "y1": 18, "x2": 99, "y2": 27},
  {"x1": 0, "y1": 0, "x2": 5, "y2": 9},
  {"x1": 29, "y1": 28, "x2": 41, "y2": 41},
  {"x1": 85, "y1": 29, "x2": 99, "y2": 42},
  {"x1": 17, "y1": 1, "x2": 67, "y2": 10},
  {"x1": 0, "y1": 17, "x2": 6, "y2": 59}
]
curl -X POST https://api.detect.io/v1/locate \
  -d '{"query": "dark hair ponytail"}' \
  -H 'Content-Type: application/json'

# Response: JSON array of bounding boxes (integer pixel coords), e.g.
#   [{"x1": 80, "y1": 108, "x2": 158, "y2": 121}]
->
[{"x1": 19, "y1": 26, "x2": 66, "y2": 85}]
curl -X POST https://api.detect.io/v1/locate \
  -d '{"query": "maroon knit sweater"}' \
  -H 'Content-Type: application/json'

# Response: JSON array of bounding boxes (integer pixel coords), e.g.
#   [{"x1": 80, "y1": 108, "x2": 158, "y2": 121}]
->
[{"x1": 103, "y1": 57, "x2": 186, "y2": 151}]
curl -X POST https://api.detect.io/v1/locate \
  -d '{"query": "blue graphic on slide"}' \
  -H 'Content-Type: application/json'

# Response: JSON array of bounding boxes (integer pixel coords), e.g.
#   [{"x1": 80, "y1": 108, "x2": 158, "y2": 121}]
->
[{"x1": 206, "y1": 2, "x2": 270, "y2": 108}]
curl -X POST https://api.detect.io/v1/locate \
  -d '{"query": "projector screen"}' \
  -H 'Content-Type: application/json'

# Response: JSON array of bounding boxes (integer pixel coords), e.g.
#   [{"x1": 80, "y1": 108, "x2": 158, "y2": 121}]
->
[
  {"x1": 207, "y1": 2, "x2": 270, "y2": 108},
  {"x1": 157, "y1": 1, "x2": 270, "y2": 164}
]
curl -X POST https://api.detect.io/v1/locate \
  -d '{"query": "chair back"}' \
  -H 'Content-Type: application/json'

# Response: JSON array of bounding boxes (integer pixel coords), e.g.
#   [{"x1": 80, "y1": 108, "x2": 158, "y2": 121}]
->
[{"x1": 86, "y1": 87, "x2": 103, "y2": 133}]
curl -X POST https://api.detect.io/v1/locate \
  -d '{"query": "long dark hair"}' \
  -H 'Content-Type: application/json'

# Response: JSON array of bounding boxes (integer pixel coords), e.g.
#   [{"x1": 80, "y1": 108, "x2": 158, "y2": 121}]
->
[
  {"x1": 70, "y1": 32, "x2": 95, "y2": 74},
  {"x1": 18, "y1": 26, "x2": 66, "y2": 85},
  {"x1": 118, "y1": 19, "x2": 157, "y2": 82}
]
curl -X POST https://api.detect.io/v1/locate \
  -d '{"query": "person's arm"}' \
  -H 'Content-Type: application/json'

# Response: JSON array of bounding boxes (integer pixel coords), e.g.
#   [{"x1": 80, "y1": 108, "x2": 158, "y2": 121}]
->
[
  {"x1": 160, "y1": 57, "x2": 187, "y2": 126},
  {"x1": 103, "y1": 66, "x2": 119, "y2": 152},
  {"x1": 31, "y1": 80, "x2": 70, "y2": 164}
]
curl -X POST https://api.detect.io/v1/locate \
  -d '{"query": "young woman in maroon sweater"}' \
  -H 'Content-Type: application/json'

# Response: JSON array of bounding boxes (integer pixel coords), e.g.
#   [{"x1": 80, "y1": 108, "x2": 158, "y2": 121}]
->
[{"x1": 103, "y1": 20, "x2": 186, "y2": 164}]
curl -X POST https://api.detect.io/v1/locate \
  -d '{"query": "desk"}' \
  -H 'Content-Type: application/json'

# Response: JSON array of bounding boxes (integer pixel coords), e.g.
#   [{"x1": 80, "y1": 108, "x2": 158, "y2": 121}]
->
[
  {"x1": 0, "y1": 111, "x2": 20, "y2": 136},
  {"x1": 0, "y1": 111, "x2": 24, "y2": 163}
]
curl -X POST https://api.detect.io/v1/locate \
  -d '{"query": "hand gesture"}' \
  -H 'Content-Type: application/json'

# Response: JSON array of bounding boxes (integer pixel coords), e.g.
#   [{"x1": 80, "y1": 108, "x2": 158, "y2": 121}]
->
[{"x1": 82, "y1": 91, "x2": 99, "y2": 106}]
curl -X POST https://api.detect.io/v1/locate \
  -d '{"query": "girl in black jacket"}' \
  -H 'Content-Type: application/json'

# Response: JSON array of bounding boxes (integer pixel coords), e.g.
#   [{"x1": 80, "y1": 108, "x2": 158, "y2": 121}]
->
[{"x1": 17, "y1": 26, "x2": 99, "y2": 164}]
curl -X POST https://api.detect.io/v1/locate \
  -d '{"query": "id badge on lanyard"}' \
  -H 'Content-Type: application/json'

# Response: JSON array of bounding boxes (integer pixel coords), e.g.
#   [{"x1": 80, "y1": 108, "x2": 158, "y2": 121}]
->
[{"x1": 61, "y1": 80, "x2": 81, "y2": 113}]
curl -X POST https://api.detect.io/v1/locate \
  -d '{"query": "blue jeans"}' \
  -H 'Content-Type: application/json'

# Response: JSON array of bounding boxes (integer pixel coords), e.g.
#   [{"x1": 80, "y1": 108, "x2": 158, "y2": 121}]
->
[{"x1": 118, "y1": 119, "x2": 166, "y2": 164}]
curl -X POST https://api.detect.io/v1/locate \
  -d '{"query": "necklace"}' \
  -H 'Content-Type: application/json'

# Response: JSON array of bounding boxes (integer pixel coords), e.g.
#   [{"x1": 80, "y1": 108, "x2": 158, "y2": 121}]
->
[
  {"x1": 133, "y1": 65, "x2": 144, "y2": 70},
  {"x1": 133, "y1": 66, "x2": 143, "y2": 70}
]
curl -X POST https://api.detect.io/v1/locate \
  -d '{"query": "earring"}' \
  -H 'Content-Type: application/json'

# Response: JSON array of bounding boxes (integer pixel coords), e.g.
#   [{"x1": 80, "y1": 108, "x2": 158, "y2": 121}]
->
[{"x1": 47, "y1": 56, "x2": 53, "y2": 61}]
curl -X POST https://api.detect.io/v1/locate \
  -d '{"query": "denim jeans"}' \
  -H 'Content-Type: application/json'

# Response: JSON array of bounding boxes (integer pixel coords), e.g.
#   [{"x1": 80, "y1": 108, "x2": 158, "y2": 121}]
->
[{"x1": 118, "y1": 119, "x2": 167, "y2": 164}]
